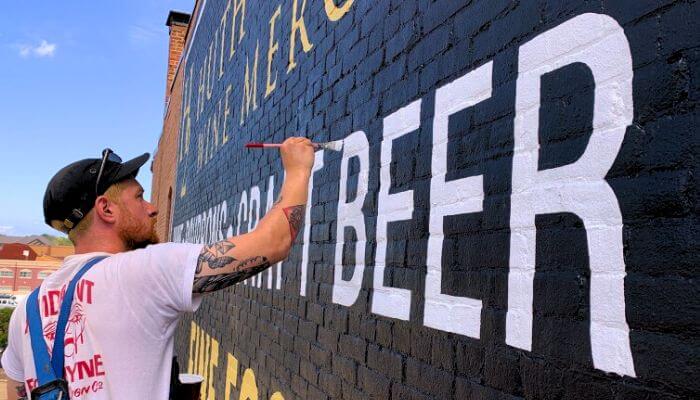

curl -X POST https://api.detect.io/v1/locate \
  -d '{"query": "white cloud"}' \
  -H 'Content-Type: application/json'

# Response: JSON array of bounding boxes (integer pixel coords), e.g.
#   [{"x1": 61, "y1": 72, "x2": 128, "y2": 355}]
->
[
  {"x1": 17, "y1": 39, "x2": 57, "y2": 58},
  {"x1": 0, "y1": 225, "x2": 14, "y2": 234},
  {"x1": 34, "y1": 40, "x2": 56, "y2": 57}
]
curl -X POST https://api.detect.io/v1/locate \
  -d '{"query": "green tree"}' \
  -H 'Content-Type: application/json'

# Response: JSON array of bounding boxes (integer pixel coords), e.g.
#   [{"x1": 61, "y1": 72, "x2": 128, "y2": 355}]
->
[
  {"x1": 0, "y1": 307, "x2": 14, "y2": 348},
  {"x1": 40, "y1": 234, "x2": 72, "y2": 246}
]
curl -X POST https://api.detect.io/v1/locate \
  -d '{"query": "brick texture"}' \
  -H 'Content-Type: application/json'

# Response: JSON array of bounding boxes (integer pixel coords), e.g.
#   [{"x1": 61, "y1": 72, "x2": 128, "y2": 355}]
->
[{"x1": 156, "y1": 0, "x2": 699, "y2": 399}]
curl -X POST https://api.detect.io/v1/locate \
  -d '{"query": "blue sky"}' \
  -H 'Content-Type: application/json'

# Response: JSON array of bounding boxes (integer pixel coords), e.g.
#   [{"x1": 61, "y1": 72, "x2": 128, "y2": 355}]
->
[{"x1": 0, "y1": 1, "x2": 194, "y2": 236}]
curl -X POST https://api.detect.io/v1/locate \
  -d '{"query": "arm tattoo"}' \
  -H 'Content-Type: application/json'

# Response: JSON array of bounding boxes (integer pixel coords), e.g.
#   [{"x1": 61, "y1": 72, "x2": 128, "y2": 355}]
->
[
  {"x1": 192, "y1": 202, "x2": 303, "y2": 293},
  {"x1": 283, "y1": 205, "x2": 305, "y2": 242},
  {"x1": 16, "y1": 384, "x2": 27, "y2": 400},
  {"x1": 196, "y1": 241, "x2": 237, "y2": 273},
  {"x1": 193, "y1": 256, "x2": 270, "y2": 293}
]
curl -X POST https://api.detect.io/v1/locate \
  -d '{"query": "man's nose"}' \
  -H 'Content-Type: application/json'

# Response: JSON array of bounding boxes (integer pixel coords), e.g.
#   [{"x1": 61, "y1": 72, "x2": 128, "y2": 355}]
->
[{"x1": 147, "y1": 202, "x2": 158, "y2": 217}]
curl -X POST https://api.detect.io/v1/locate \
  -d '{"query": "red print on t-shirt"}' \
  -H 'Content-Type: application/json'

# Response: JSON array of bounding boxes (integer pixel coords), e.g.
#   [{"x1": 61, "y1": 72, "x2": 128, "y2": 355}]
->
[
  {"x1": 40, "y1": 279, "x2": 95, "y2": 318},
  {"x1": 42, "y1": 302, "x2": 87, "y2": 356},
  {"x1": 25, "y1": 278, "x2": 107, "y2": 396},
  {"x1": 34, "y1": 279, "x2": 94, "y2": 356}
]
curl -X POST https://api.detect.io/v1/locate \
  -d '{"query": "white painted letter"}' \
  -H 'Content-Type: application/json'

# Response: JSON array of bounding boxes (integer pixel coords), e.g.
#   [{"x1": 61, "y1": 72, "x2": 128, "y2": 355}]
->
[
  {"x1": 371, "y1": 101, "x2": 420, "y2": 320},
  {"x1": 507, "y1": 13, "x2": 635, "y2": 376},
  {"x1": 300, "y1": 151, "x2": 326, "y2": 296},
  {"x1": 248, "y1": 185, "x2": 261, "y2": 232},
  {"x1": 236, "y1": 190, "x2": 248, "y2": 235},
  {"x1": 331, "y1": 132, "x2": 369, "y2": 306},
  {"x1": 248, "y1": 185, "x2": 262, "y2": 286},
  {"x1": 424, "y1": 62, "x2": 492, "y2": 337},
  {"x1": 264, "y1": 175, "x2": 281, "y2": 289}
]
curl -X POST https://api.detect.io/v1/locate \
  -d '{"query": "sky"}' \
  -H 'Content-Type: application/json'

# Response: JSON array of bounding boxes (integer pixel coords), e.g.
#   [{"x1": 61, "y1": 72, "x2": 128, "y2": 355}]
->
[{"x1": 0, "y1": 1, "x2": 194, "y2": 237}]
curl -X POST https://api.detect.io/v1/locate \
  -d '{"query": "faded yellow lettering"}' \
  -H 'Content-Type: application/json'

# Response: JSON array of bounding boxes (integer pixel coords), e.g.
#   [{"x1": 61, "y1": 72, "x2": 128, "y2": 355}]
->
[
  {"x1": 197, "y1": 132, "x2": 203, "y2": 170},
  {"x1": 213, "y1": 100, "x2": 221, "y2": 153},
  {"x1": 238, "y1": 369, "x2": 258, "y2": 400},
  {"x1": 224, "y1": 353, "x2": 239, "y2": 400},
  {"x1": 197, "y1": 329, "x2": 207, "y2": 396},
  {"x1": 213, "y1": 27, "x2": 221, "y2": 82},
  {"x1": 197, "y1": 66, "x2": 205, "y2": 119},
  {"x1": 222, "y1": 85, "x2": 232, "y2": 144},
  {"x1": 219, "y1": 0, "x2": 231, "y2": 79},
  {"x1": 287, "y1": 0, "x2": 313, "y2": 72},
  {"x1": 202, "y1": 334, "x2": 211, "y2": 399},
  {"x1": 195, "y1": 325, "x2": 203, "y2": 374},
  {"x1": 229, "y1": 0, "x2": 247, "y2": 59},
  {"x1": 265, "y1": 5, "x2": 281, "y2": 98},
  {"x1": 188, "y1": 321, "x2": 197, "y2": 372},
  {"x1": 187, "y1": 323, "x2": 286, "y2": 400},
  {"x1": 240, "y1": 41, "x2": 260, "y2": 125},
  {"x1": 180, "y1": 75, "x2": 193, "y2": 162},
  {"x1": 324, "y1": 0, "x2": 354, "y2": 21},
  {"x1": 207, "y1": 337, "x2": 219, "y2": 400},
  {"x1": 206, "y1": 40, "x2": 215, "y2": 100}
]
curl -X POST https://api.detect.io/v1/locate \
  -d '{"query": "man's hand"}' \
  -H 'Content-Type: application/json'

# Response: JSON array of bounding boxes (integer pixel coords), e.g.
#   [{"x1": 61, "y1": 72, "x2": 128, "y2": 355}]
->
[
  {"x1": 280, "y1": 137, "x2": 315, "y2": 177},
  {"x1": 193, "y1": 136, "x2": 315, "y2": 293}
]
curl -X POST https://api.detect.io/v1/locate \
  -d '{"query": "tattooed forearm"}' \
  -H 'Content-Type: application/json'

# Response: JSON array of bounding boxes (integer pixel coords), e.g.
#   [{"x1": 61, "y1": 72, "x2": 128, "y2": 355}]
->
[
  {"x1": 193, "y1": 200, "x2": 304, "y2": 293},
  {"x1": 16, "y1": 384, "x2": 27, "y2": 400},
  {"x1": 193, "y1": 256, "x2": 270, "y2": 293},
  {"x1": 196, "y1": 241, "x2": 237, "y2": 273},
  {"x1": 283, "y1": 205, "x2": 305, "y2": 242}
]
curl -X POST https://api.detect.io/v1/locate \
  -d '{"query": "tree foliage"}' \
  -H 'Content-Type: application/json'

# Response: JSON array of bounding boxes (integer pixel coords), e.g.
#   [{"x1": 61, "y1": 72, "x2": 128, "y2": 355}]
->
[
  {"x1": 0, "y1": 307, "x2": 14, "y2": 348},
  {"x1": 40, "y1": 234, "x2": 72, "y2": 246}
]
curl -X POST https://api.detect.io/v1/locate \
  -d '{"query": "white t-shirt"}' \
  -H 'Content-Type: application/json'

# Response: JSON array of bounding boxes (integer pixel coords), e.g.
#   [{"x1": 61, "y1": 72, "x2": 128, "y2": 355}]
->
[{"x1": 1, "y1": 242, "x2": 204, "y2": 399}]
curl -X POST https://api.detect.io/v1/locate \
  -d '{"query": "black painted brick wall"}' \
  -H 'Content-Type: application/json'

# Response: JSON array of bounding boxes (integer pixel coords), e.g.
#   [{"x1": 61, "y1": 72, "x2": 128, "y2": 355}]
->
[{"x1": 170, "y1": 0, "x2": 698, "y2": 399}]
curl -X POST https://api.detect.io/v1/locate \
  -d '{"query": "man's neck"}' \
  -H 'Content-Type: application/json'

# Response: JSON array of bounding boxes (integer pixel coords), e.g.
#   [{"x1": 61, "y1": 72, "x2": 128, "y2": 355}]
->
[{"x1": 73, "y1": 236, "x2": 127, "y2": 255}]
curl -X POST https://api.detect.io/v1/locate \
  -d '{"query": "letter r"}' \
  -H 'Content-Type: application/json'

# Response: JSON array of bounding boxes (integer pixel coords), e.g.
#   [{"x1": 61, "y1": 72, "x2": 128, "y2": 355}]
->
[{"x1": 507, "y1": 13, "x2": 636, "y2": 377}]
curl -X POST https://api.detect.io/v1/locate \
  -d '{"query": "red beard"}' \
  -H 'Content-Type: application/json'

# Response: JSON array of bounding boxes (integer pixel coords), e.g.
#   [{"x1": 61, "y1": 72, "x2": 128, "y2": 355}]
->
[{"x1": 118, "y1": 210, "x2": 160, "y2": 250}]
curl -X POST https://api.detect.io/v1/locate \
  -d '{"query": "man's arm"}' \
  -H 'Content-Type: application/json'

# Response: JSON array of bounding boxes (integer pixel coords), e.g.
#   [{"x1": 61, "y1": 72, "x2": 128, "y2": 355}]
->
[
  {"x1": 7, "y1": 379, "x2": 26, "y2": 400},
  {"x1": 193, "y1": 137, "x2": 315, "y2": 293}
]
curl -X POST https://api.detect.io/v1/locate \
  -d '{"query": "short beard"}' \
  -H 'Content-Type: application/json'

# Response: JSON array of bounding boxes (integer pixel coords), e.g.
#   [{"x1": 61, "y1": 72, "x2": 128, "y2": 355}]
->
[{"x1": 119, "y1": 211, "x2": 160, "y2": 251}]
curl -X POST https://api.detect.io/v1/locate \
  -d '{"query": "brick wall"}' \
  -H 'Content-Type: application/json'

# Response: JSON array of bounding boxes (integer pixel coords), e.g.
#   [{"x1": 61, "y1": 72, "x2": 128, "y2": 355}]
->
[
  {"x1": 151, "y1": 60, "x2": 184, "y2": 242},
  {"x1": 165, "y1": 12, "x2": 191, "y2": 102},
  {"x1": 152, "y1": 11, "x2": 195, "y2": 242},
  {"x1": 160, "y1": 0, "x2": 698, "y2": 398}
]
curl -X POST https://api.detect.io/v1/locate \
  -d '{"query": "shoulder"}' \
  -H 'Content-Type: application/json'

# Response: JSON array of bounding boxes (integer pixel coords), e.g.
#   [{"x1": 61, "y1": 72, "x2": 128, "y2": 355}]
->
[
  {"x1": 5, "y1": 295, "x2": 27, "y2": 337},
  {"x1": 115, "y1": 242, "x2": 202, "y2": 258},
  {"x1": 110, "y1": 243, "x2": 204, "y2": 269}
]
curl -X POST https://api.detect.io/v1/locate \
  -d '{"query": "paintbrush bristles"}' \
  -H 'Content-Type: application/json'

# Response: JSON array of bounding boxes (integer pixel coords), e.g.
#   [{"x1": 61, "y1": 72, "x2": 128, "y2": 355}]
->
[{"x1": 316, "y1": 140, "x2": 343, "y2": 151}]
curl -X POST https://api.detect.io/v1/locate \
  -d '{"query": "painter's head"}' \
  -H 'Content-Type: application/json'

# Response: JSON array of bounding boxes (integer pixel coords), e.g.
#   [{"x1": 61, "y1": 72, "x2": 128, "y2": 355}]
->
[{"x1": 44, "y1": 149, "x2": 159, "y2": 250}]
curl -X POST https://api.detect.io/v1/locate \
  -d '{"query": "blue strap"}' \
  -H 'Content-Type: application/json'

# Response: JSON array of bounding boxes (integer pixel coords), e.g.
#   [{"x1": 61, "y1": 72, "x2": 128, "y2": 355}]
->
[
  {"x1": 27, "y1": 256, "x2": 108, "y2": 387},
  {"x1": 27, "y1": 289, "x2": 55, "y2": 386},
  {"x1": 51, "y1": 256, "x2": 107, "y2": 376}
]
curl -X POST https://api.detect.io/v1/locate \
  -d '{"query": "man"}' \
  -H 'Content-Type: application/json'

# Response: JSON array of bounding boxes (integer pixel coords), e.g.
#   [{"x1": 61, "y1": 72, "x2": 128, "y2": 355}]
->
[{"x1": 2, "y1": 137, "x2": 315, "y2": 399}]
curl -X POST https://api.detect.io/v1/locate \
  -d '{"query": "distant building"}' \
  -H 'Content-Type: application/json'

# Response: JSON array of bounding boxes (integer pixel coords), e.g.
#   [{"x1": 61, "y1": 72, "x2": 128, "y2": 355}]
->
[
  {"x1": 0, "y1": 259, "x2": 61, "y2": 299},
  {"x1": 0, "y1": 235, "x2": 52, "y2": 246},
  {"x1": 0, "y1": 238, "x2": 74, "y2": 300},
  {"x1": 29, "y1": 244, "x2": 74, "y2": 261},
  {"x1": 0, "y1": 243, "x2": 37, "y2": 260}
]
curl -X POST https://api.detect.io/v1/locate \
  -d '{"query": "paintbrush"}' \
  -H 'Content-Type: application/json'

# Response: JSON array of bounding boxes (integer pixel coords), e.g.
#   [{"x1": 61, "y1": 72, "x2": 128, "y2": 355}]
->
[{"x1": 245, "y1": 140, "x2": 343, "y2": 151}]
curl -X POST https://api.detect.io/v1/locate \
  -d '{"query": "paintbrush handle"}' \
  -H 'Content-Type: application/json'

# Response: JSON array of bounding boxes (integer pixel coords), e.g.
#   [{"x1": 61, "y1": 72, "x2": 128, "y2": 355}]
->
[
  {"x1": 245, "y1": 142, "x2": 324, "y2": 149},
  {"x1": 245, "y1": 142, "x2": 283, "y2": 148}
]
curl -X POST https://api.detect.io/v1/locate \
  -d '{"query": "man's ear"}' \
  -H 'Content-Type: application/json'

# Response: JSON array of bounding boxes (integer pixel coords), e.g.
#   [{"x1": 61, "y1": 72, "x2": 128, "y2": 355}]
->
[{"x1": 93, "y1": 196, "x2": 118, "y2": 225}]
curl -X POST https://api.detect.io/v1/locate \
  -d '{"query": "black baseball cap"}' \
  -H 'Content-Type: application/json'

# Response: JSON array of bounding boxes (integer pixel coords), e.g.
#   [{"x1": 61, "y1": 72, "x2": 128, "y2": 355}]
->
[{"x1": 43, "y1": 151, "x2": 150, "y2": 232}]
